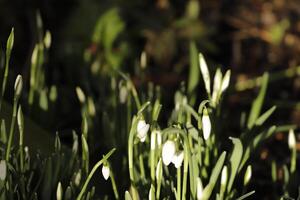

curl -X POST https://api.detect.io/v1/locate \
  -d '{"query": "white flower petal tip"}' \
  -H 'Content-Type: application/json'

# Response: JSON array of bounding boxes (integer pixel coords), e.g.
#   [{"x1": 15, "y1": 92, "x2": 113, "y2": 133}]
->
[
  {"x1": 162, "y1": 140, "x2": 176, "y2": 166},
  {"x1": 102, "y1": 165, "x2": 110, "y2": 180},
  {"x1": 172, "y1": 151, "x2": 184, "y2": 168}
]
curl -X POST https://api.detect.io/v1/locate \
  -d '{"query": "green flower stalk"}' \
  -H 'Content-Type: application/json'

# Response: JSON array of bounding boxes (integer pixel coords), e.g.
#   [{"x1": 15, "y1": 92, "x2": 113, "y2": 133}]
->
[
  {"x1": 76, "y1": 148, "x2": 115, "y2": 200},
  {"x1": 5, "y1": 75, "x2": 23, "y2": 161},
  {"x1": 0, "y1": 28, "x2": 14, "y2": 111}
]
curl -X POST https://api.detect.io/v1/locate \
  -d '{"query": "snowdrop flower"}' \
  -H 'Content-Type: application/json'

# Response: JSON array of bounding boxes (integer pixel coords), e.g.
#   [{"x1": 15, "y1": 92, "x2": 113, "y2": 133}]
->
[
  {"x1": 288, "y1": 129, "x2": 296, "y2": 149},
  {"x1": 102, "y1": 165, "x2": 110, "y2": 180},
  {"x1": 171, "y1": 151, "x2": 184, "y2": 168},
  {"x1": 202, "y1": 108, "x2": 211, "y2": 140},
  {"x1": 197, "y1": 177, "x2": 203, "y2": 200},
  {"x1": 162, "y1": 140, "x2": 176, "y2": 166},
  {"x1": 137, "y1": 119, "x2": 150, "y2": 142}
]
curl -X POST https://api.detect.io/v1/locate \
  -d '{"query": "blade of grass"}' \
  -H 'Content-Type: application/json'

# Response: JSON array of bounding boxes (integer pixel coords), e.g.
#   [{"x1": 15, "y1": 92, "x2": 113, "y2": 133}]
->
[{"x1": 247, "y1": 73, "x2": 269, "y2": 129}]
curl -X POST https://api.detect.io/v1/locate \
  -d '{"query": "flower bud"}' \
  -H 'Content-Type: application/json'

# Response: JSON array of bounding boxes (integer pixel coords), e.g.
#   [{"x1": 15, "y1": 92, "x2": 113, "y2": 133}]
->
[
  {"x1": 137, "y1": 119, "x2": 149, "y2": 142},
  {"x1": 14, "y1": 75, "x2": 23, "y2": 99},
  {"x1": 162, "y1": 140, "x2": 176, "y2": 166},
  {"x1": 221, "y1": 165, "x2": 228, "y2": 187},
  {"x1": 244, "y1": 165, "x2": 252, "y2": 186},
  {"x1": 156, "y1": 159, "x2": 162, "y2": 181},
  {"x1": 76, "y1": 87, "x2": 86, "y2": 104},
  {"x1": 202, "y1": 108, "x2": 211, "y2": 140},
  {"x1": 56, "y1": 182, "x2": 63, "y2": 200},
  {"x1": 44, "y1": 30, "x2": 52, "y2": 49},
  {"x1": 288, "y1": 129, "x2": 296, "y2": 149},
  {"x1": 102, "y1": 164, "x2": 110, "y2": 180},
  {"x1": 197, "y1": 177, "x2": 203, "y2": 200},
  {"x1": 0, "y1": 160, "x2": 7, "y2": 181},
  {"x1": 119, "y1": 85, "x2": 128, "y2": 104}
]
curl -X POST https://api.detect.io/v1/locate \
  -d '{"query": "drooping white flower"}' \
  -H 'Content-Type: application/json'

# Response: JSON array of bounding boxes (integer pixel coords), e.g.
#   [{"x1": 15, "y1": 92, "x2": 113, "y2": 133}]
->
[
  {"x1": 102, "y1": 165, "x2": 110, "y2": 180},
  {"x1": 162, "y1": 140, "x2": 176, "y2": 166},
  {"x1": 197, "y1": 177, "x2": 203, "y2": 200},
  {"x1": 202, "y1": 108, "x2": 211, "y2": 140},
  {"x1": 288, "y1": 129, "x2": 296, "y2": 149},
  {"x1": 172, "y1": 151, "x2": 184, "y2": 168},
  {"x1": 137, "y1": 120, "x2": 150, "y2": 142}
]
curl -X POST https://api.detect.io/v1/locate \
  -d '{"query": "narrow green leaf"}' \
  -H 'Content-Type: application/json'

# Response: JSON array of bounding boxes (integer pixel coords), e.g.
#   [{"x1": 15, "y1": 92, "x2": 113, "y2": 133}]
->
[
  {"x1": 202, "y1": 151, "x2": 226, "y2": 200},
  {"x1": 125, "y1": 191, "x2": 133, "y2": 200},
  {"x1": 227, "y1": 138, "x2": 243, "y2": 192},
  {"x1": 236, "y1": 191, "x2": 255, "y2": 200},
  {"x1": 255, "y1": 106, "x2": 276, "y2": 126},
  {"x1": 187, "y1": 41, "x2": 199, "y2": 94},
  {"x1": 247, "y1": 73, "x2": 269, "y2": 129},
  {"x1": 0, "y1": 120, "x2": 7, "y2": 144}
]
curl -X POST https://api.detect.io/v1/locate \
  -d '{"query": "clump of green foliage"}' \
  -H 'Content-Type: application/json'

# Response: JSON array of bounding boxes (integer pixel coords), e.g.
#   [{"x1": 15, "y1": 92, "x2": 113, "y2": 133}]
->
[{"x1": 0, "y1": 26, "x2": 298, "y2": 200}]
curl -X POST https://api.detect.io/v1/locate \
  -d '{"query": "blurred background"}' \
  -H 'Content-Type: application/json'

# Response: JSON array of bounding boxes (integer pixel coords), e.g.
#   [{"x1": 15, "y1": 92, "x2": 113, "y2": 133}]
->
[{"x1": 1, "y1": 0, "x2": 300, "y2": 198}]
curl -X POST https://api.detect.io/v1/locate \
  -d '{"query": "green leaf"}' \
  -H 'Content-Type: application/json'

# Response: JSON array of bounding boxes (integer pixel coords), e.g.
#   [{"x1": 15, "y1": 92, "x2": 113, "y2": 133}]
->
[
  {"x1": 81, "y1": 135, "x2": 89, "y2": 174},
  {"x1": 255, "y1": 106, "x2": 276, "y2": 126},
  {"x1": 236, "y1": 191, "x2": 255, "y2": 200},
  {"x1": 240, "y1": 126, "x2": 276, "y2": 171},
  {"x1": 199, "y1": 53, "x2": 211, "y2": 97},
  {"x1": 187, "y1": 41, "x2": 199, "y2": 95},
  {"x1": 227, "y1": 138, "x2": 243, "y2": 192},
  {"x1": 39, "y1": 89, "x2": 48, "y2": 111},
  {"x1": 202, "y1": 151, "x2": 226, "y2": 200},
  {"x1": 0, "y1": 120, "x2": 7, "y2": 144},
  {"x1": 247, "y1": 73, "x2": 269, "y2": 129}
]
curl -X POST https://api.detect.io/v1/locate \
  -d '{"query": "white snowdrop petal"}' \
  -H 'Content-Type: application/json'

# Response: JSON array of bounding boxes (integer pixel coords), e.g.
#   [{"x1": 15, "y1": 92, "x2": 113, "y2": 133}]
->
[
  {"x1": 102, "y1": 165, "x2": 110, "y2": 180},
  {"x1": 162, "y1": 140, "x2": 176, "y2": 166},
  {"x1": 172, "y1": 151, "x2": 184, "y2": 168},
  {"x1": 137, "y1": 120, "x2": 150, "y2": 142},
  {"x1": 202, "y1": 113, "x2": 211, "y2": 140}
]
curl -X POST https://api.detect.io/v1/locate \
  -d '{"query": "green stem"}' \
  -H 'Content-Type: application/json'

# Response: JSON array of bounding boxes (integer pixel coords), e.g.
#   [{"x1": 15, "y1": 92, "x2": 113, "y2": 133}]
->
[
  {"x1": 176, "y1": 167, "x2": 181, "y2": 200},
  {"x1": 109, "y1": 164, "x2": 119, "y2": 200},
  {"x1": 5, "y1": 100, "x2": 18, "y2": 161},
  {"x1": 139, "y1": 154, "x2": 145, "y2": 180},
  {"x1": 128, "y1": 116, "x2": 138, "y2": 183},
  {"x1": 76, "y1": 148, "x2": 115, "y2": 200}
]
